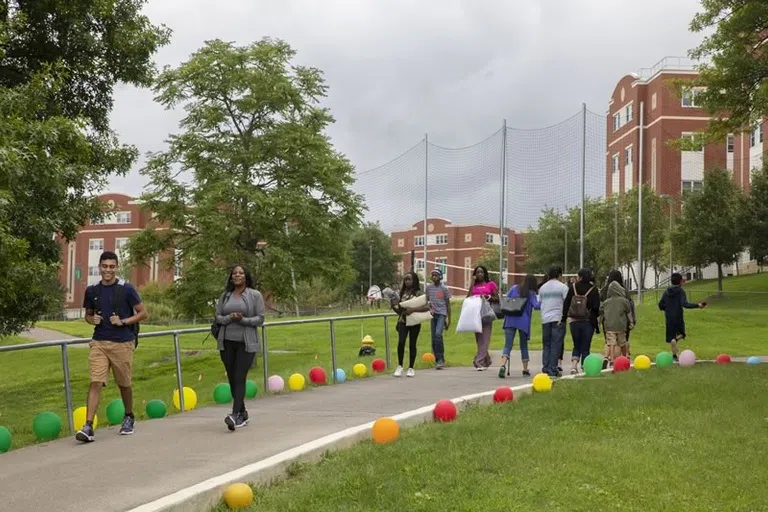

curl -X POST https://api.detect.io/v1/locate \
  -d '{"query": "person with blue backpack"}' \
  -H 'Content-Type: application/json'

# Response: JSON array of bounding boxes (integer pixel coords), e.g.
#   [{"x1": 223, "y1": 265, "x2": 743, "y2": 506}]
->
[{"x1": 498, "y1": 273, "x2": 540, "y2": 378}]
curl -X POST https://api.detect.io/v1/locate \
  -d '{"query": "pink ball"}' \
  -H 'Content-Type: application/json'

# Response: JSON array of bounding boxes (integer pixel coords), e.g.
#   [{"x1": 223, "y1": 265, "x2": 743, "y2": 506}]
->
[
  {"x1": 371, "y1": 359, "x2": 386, "y2": 373},
  {"x1": 493, "y1": 387, "x2": 514, "y2": 403},
  {"x1": 309, "y1": 366, "x2": 327, "y2": 385},
  {"x1": 679, "y1": 349, "x2": 696, "y2": 367},
  {"x1": 267, "y1": 375, "x2": 284, "y2": 393},
  {"x1": 433, "y1": 399, "x2": 457, "y2": 423}
]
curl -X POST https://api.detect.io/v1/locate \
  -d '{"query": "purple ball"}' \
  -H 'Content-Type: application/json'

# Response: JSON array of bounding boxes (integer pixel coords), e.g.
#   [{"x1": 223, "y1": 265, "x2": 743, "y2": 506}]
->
[
  {"x1": 267, "y1": 375, "x2": 284, "y2": 393},
  {"x1": 679, "y1": 349, "x2": 696, "y2": 367}
]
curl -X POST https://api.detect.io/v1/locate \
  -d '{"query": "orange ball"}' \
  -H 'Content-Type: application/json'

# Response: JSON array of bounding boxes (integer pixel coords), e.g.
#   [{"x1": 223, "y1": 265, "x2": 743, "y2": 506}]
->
[
  {"x1": 421, "y1": 352, "x2": 436, "y2": 364},
  {"x1": 371, "y1": 417, "x2": 399, "y2": 444}
]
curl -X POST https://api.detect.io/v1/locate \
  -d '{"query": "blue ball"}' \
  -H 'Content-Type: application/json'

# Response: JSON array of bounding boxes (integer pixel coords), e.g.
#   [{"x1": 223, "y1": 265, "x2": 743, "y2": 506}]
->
[
  {"x1": 746, "y1": 356, "x2": 762, "y2": 365},
  {"x1": 335, "y1": 368, "x2": 346, "y2": 383}
]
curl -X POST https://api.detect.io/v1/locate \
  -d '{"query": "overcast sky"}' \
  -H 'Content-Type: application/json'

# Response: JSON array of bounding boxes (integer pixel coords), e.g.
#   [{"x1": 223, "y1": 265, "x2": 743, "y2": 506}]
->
[{"x1": 107, "y1": 0, "x2": 706, "y2": 229}]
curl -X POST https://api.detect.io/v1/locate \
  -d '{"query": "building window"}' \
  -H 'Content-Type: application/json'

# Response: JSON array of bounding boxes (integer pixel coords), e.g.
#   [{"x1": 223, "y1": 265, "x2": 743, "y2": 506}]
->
[
  {"x1": 464, "y1": 233, "x2": 472, "y2": 243},
  {"x1": 624, "y1": 104, "x2": 633, "y2": 123},
  {"x1": 612, "y1": 103, "x2": 633, "y2": 131},
  {"x1": 414, "y1": 236, "x2": 425, "y2": 247},
  {"x1": 681, "y1": 88, "x2": 702, "y2": 108},
  {"x1": 612, "y1": 154, "x2": 619, "y2": 174},
  {"x1": 88, "y1": 239, "x2": 104, "y2": 251},
  {"x1": 88, "y1": 266, "x2": 100, "y2": 277},
  {"x1": 115, "y1": 238, "x2": 129, "y2": 251},
  {"x1": 397, "y1": 261, "x2": 404, "y2": 275},
  {"x1": 397, "y1": 238, "x2": 404, "y2": 248},
  {"x1": 727, "y1": 135, "x2": 735, "y2": 153},
  {"x1": 116, "y1": 212, "x2": 131, "y2": 224},
  {"x1": 682, "y1": 180, "x2": 703, "y2": 195},
  {"x1": 624, "y1": 146, "x2": 633, "y2": 168},
  {"x1": 502, "y1": 235, "x2": 509, "y2": 246},
  {"x1": 752, "y1": 124, "x2": 763, "y2": 147},
  {"x1": 651, "y1": 92, "x2": 657, "y2": 110},
  {"x1": 485, "y1": 233, "x2": 494, "y2": 244},
  {"x1": 174, "y1": 249, "x2": 183, "y2": 280},
  {"x1": 613, "y1": 113, "x2": 621, "y2": 132},
  {"x1": 435, "y1": 257, "x2": 447, "y2": 280},
  {"x1": 435, "y1": 234, "x2": 448, "y2": 245},
  {"x1": 415, "y1": 259, "x2": 425, "y2": 277},
  {"x1": 681, "y1": 132, "x2": 703, "y2": 152}
]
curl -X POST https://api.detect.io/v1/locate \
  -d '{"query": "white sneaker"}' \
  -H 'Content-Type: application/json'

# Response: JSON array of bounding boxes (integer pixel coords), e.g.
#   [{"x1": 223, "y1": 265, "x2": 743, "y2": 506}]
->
[
  {"x1": 406, "y1": 368, "x2": 415, "y2": 378},
  {"x1": 393, "y1": 366, "x2": 403, "y2": 377}
]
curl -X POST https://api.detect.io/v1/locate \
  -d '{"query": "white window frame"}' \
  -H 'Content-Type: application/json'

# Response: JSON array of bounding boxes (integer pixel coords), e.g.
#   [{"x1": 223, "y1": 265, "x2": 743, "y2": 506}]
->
[
  {"x1": 624, "y1": 145, "x2": 633, "y2": 169},
  {"x1": 752, "y1": 123, "x2": 763, "y2": 147},
  {"x1": 115, "y1": 211, "x2": 132, "y2": 224},
  {"x1": 464, "y1": 233, "x2": 472, "y2": 243},
  {"x1": 502, "y1": 234, "x2": 509, "y2": 246},
  {"x1": 174, "y1": 249, "x2": 183, "y2": 279},
  {"x1": 624, "y1": 103, "x2": 633, "y2": 123},
  {"x1": 681, "y1": 132, "x2": 704, "y2": 153},
  {"x1": 612, "y1": 154, "x2": 620, "y2": 174},
  {"x1": 682, "y1": 180, "x2": 703, "y2": 195},
  {"x1": 651, "y1": 92, "x2": 657, "y2": 110},
  {"x1": 88, "y1": 239, "x2": 104, "y2": 251},
  {"x1": 613, "y1": 113, "x2": 621, "y2": 132},
  {"x1": 435, "y1": 257, "x2": 448, "y2": 280},
  {"x1": 435, "y1": 234, "x2": 448, "y2": 245},
  {"x1": 397, "y1": 238, "x2": 404, "y2": 248},
  {"x1": 485, "y1": 233, "x2": 494, "y2": 244},
  {"x1": 727, "y1": 134, "x2": 734, "y2": 153},
  {"x1": 115, "y1": 238, "x2": 129, "y2": 251},
  {"x1": 88, "y1": 266, "x2": 100, "y2": 277},
  {"x1": 681, "y1": 87, "x2": 703, "y2": 108},
  {"x1": 414, "y1": 236, "x2": 425, "y2": 247}
]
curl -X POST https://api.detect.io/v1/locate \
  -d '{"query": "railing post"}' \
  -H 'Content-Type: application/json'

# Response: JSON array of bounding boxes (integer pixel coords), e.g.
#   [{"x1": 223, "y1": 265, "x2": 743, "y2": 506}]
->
[
  {"x1": 383, "y1": 316, "x2": 391, "y2": 369},
  {"x1": 261, "y1": 325, "x2": 269, "y2": 391},
  {"x1": 173, "y1": 332, "x2": 185, "y2": 412},
  {"x1": 330, "y1": 320, "x2": 338, "y2": 384},
  {"x1": 61, "y1": 343, "x2": 74, "y2": 434}
]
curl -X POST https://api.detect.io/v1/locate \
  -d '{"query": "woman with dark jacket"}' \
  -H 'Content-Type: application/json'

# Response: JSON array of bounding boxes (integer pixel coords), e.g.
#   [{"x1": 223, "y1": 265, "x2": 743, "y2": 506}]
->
[
  {"x1": 600, "y1": 269, "x2": 635, "y2": 357},
  {"x1": 214, "y1": 265, "x2": 265, "y2": 431},
  {"x1": 562, "y1": 268, "x2": 600, "y2": 374}
]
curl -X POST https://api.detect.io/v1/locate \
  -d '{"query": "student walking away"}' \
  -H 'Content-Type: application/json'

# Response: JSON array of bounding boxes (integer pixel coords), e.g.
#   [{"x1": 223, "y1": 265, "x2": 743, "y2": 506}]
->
[
  {"x1": 562, "y1": 268, "x2": 600, "y2": 374},
  {"x1": 599, "y1": 281, "x2": 634, "y2": 362},
  {"x1": 426, "y1": 269, "x2": 452, "y2": 369},
  {"x1": 600, "y1": 270, "x2": 634, "y2": 365},
  {"x1": 499, "y1": 273, "x2": 540, "y2": 378},
  {"x1": 538, "y1": 266, "x2": 568, "y2": 378},
  {"x1": 391, "y1": 272, "x2": 430, "y2": 377},
  {"x1": 658, "y1": 272, "x2": 706, "y2": 361},
  {"x1": 214, "y1": 265, "x2": 265, "y2": 431},
  {"x1": 467, "y1": 266, "x2": 499, "y2": 371},
  {"x1": 76, "y1": 251, "x2": 147, "y2": 443}
]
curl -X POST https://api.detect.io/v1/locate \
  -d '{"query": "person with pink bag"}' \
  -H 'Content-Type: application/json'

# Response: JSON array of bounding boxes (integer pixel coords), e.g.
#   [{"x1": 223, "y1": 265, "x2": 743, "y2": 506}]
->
[{"x1": 466, "y1": 266, "x2": 499, "y2": 371}]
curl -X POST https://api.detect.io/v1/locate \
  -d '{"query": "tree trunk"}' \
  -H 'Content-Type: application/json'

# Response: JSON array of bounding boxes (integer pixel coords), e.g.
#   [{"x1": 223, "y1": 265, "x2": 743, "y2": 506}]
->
[{"x1": 717, "y1": 263, "x2": 723, "y2": 296}]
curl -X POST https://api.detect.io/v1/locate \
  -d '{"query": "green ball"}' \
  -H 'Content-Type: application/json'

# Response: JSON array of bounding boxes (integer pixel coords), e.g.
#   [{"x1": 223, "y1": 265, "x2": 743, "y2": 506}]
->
[
  {"x1": 213, "y1": 383, "x2": 232, "y2": 404},
  {"x1": 145, "y1": 399, "x2": 167, "y2": 419},
  {"x1": 245, "y1": 380, "x2": 258, "y2": 399},
  {"x1": 656, "y1": 352, "x2": 674, "y2": 369},
  {"x1": 0, "y1": 426, "x2": 11, "y2": 453},
  {"x1": 33, "y1": 412, "x2": 62, "y2": 441},
  {"x1": 583, "y1": 354, "x2": 603, "y2": 377},
  {"x1": 106, "y1": 399, "x2": 126, "y2": 425}
]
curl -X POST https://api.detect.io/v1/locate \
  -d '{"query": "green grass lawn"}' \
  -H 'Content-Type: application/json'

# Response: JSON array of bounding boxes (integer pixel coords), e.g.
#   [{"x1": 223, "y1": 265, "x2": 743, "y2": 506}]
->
[
  {"x1": 219, "y1": 364, "x2": 768, "y2": 512},
  {"x1": 0, "y1": 273, "x2": 766, "y2": 451}
]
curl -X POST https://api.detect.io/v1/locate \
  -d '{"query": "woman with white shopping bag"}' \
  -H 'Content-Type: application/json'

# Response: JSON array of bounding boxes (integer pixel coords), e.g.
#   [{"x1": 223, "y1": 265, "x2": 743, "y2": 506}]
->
[
  {"x1": 390, "y1": 272, "x2": 431, "y2": 377},
  {"x1": 466, "y1": 266, "x2": 499, "y2": 371}
]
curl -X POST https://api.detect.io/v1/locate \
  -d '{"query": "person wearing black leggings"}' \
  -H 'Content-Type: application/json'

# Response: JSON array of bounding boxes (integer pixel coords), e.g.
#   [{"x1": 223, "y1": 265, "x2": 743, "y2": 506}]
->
[
  {"x1": 391, "y1": 272, "x2": 429, "y2": 378},
  {"x1": 214, "y1": 265, "x2": 265, "y2": 431}
]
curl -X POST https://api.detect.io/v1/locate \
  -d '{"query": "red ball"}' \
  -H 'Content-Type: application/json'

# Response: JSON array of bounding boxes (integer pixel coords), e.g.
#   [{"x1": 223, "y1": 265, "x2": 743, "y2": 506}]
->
[
  {"x1": 308, "y1": 366, "x2": 327, "y2": 385},
  {"x1": 715, "y1": 354, "x2": 731, "y2": 364},
  {"x1": 493, "y1": 387, "x2": 514, "y2": 403},
  {"x1": 371, "y1": 358, "x2": 386, "y2": 373},
  {"x1": 613, "y1": 356, "x2": 631, "y2": 373},
  {"x1": 433, "y1": 399, "x2": 457, "y2": 423}
]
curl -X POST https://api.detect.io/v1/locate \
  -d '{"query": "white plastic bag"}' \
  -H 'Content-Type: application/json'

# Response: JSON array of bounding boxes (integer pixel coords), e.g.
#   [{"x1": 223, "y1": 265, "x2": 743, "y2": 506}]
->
[{"x1": 456, "y1": 296, "x2": 483, "y2": 334}]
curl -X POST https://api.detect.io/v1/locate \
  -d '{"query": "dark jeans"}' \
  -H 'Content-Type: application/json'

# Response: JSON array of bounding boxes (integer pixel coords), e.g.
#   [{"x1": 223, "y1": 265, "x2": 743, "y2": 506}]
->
[
  {"x1": 397, "y1": 323, "x2": 421, "y2": 368},
  {"x1": 220, "y1": 339, "x2": 255, "y2": 415},
  {"x1": 430, "y1": 314, "x2": 446, "y2": 363},
  {"x1": 570, "y1": 321, "x2": 594, "y2": 365},
  {"x1": 542, "y1": 322, "x2": 565, "y2": 377},
  {"x1": 503, "y1": 327, "x2": 530, "y2": 362}
]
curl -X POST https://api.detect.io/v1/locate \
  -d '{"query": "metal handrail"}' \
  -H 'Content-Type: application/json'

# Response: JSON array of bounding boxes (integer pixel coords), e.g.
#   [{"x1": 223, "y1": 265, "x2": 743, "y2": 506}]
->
[{"x1": 1, "y1": 312, "x2": 396, "y2": 435}]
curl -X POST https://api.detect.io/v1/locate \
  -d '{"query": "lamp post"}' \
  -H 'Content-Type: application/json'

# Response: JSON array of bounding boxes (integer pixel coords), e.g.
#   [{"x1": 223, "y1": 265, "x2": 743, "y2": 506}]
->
[
  {"x1": 563, "y1": 225, "x2": 568, "y2": 274},
  {"x1": 614, "y1": 197, "x2": 619, "y2": 269},
  {"x1": 368, "y1": 240, "x2": 373, "y2": 290}
]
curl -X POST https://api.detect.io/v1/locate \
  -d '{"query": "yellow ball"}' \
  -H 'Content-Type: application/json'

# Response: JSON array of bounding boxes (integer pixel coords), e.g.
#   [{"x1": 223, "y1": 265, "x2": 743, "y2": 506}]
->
[
  {"x1": 634, "y1": 355, "x2": 652, "y2": 370},
  {"x1": 288, "y1": 373, "x2": 305, "y2": 391},
  {"x1": 223, "y1": 482, "x2": 254, "y2": 509},
  {"x1": 172, "y1": 387, "x2": 198, "y2": 410},
  {"x1": 421, "y1": 352, "x2": 436, "y2": 364},
  {"x1": 532, "y1": 373, "x2": 553, "y2": 393},
  {"x1": 352, "y1": 363, "x2": 367, "y2": 377},
  {"x1": 72, "y1": 406, "x2": 97, "y2": 430},
  {"x1": 371, "y1": 417, "x2": 400, "y2": 444}
]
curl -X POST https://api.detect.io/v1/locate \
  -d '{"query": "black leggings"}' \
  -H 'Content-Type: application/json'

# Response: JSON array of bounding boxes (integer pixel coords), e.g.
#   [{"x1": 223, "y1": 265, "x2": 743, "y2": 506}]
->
[
  {"x1": 220, "y1": 340, "x2": 255, "y2": 414},
  {"x1": 397, "y1": 323, "x2": 421, "y2": 368}
]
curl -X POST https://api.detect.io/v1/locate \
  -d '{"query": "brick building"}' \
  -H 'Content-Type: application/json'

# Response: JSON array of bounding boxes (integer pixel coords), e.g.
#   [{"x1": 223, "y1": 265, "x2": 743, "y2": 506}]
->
[
  {"x1": 389, "y1": 218, "x2": 526, "y2": 293},
  {"x1": 57, "y1": 193, "x2": 179, "y2": 310},
  {"x1": 606, "y1": 56, "x2": 764, "y2": 199}
]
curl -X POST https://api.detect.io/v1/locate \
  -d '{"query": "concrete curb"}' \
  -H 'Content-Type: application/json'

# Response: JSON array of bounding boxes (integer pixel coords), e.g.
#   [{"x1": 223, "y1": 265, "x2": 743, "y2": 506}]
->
[{"x1": 127, "y1": 358, "x2": 729, "y2": 512}]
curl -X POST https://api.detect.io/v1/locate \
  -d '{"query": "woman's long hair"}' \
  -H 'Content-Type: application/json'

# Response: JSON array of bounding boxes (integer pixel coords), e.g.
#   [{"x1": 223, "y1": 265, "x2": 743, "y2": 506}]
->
[
  {"x1": 519, "y1": 273, "x2": 538, "y2": 298},
  {"x1": 225, "y1": 264, "x2": 255, "y2": 292},
  {"x1": 472, "y1": 266, "x2": 489, "y2": 286},
  {"x1": 399, "y1": 271, "x2": 420, "y2": 298}
]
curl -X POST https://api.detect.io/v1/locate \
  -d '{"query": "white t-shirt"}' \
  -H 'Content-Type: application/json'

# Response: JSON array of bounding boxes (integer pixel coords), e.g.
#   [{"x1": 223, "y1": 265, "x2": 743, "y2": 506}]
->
[{"x1": 538, "y1": 279, "x2": 569, "y2": 324}]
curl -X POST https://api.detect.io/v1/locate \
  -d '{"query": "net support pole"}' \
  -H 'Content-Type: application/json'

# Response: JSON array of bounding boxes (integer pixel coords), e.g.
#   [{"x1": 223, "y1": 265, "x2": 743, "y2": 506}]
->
[
  {"x1": 423, "y1": 134, "x2": 428, "y2": 286},
  {"x1": 637, "y1": 101, "x2": 645, "y2": 304},
  {"x1": 498, "y1": 119, "x2": 507, "y2": 291},
  {"x1": 579, "y1": 103, "x2": 587, "y2": 269}
]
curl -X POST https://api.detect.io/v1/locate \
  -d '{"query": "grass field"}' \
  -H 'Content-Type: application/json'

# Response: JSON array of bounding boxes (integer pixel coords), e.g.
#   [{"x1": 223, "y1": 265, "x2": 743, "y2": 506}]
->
[
  {"x1": 216, "y1": 363, "x2": 768, "y2": 512},
  {"x1": 0, "y1": 273, "x2": 766, "y2": 450}
]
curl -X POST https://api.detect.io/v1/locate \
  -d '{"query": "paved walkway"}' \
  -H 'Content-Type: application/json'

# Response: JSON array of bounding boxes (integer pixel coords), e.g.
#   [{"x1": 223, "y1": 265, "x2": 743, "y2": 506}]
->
[
  {"x1": 0, "y1": 353, "x2": 544, "y2": 512},
  {"x1": 22, "y1": 327, "x2": 77, "y2": 343}
]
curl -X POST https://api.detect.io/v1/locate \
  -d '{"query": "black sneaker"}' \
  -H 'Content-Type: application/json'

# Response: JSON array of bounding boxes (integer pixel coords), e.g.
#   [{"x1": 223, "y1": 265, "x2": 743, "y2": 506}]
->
[
  {"x1": 602, "y1": 360, "x2": 609, "y2": 370},
  {"x1": 522, "y1": 370, "x2": 531, "y2": 377},
  {"x1": 75, "y1": 424, "x2": 95, "y2": 443},
  {"x1": 225, "y1": 414, "x2": 237, "y2": 431},
  {"x1": 235, "y1": 413, "x2": 249, "y2": 429},
  {"x1": 119, "y1": 415, "x2": 135, "y2": 435},
  {"x1": 435, "y1": 361, "x2": 445, "y2": 370},
  {"x1": 241, "y1": 410, "x2": 249, "y2": 423}
]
